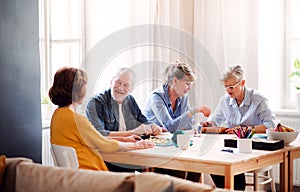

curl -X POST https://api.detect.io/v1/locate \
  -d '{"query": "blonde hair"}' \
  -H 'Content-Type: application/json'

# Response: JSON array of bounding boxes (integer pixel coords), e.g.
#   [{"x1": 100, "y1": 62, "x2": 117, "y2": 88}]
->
[{"x1": 163, "y1": 61, "x2": 196, "y2": 84}]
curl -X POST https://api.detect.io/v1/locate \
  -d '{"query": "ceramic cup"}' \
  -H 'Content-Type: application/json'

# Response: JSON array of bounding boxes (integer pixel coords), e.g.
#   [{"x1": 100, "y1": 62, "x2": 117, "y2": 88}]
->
[
  {"x1": 177, "y1": 133, "x2": 193, "y2": 150},
  {"x1": 237, "y1": 138, "x2": 252, "y2": 153}
]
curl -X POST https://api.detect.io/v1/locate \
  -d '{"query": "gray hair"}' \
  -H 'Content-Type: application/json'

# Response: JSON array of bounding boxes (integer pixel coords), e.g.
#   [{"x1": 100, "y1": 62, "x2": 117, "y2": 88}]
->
[
  {"x1": 112, "y1": 67, "x2": 136, "y2": 86},
  {"x1": 221, "y1": 65, "x2": 244, "y2": 82},
  {"x1": 163, "y1": 61, "x2": 196, "y2": 84}
]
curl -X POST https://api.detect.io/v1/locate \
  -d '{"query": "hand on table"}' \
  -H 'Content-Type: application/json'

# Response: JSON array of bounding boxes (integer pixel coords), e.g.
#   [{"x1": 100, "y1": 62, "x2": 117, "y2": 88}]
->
[
  {"x1": 225, "y1": 127, "x2": 236, "y2": 134},
  {"x1": 135, "y1": 140, "x2": 155, "y2": 149},
  {"x1": 132, "y1": 124, "x2": 152, "y2": 135},
  {"x1": 161, "y1": 127, "x2": 169, "y2": 132},
  {"x1": 109, "y1": 135, "x2": 142, "y2": 142},
  {"x1": 150, "y1": 124, "x2": 162, "y2": 135}
]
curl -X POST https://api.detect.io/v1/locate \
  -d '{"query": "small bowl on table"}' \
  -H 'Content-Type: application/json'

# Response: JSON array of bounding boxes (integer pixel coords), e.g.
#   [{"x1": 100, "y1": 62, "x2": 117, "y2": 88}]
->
[{"x1": 267, "y1": 130, "x2": 299, "y2": 146}]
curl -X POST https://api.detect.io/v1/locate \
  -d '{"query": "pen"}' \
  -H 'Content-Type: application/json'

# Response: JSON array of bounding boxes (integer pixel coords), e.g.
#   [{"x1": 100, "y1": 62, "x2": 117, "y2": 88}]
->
[
  {"x1": 247, "y1": 129, "x2": 256, "y2": 138},
  {"x1": 245, "y1": 128, "x2": 251, "y2": 138},
  {"x1": 221, "y1": 149, "x2": 234, "y2": 153}
]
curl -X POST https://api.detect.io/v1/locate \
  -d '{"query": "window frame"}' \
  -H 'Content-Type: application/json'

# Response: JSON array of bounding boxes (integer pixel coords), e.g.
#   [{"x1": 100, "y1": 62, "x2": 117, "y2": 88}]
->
[{"x1": 39, "y1": 0, "x2": 85, "y2": 124}]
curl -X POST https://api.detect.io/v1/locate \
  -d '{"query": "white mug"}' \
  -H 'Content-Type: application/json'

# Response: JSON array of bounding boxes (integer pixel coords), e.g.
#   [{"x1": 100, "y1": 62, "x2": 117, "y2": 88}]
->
[{"x1": 177, "y1": 134, "x2": 192, "y2": 150}]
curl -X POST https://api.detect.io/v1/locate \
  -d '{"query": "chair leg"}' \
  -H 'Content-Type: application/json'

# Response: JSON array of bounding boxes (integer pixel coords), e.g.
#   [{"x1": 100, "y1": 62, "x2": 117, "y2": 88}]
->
[
  {"x1": 269, "y1": 169, "x2": 276, "y2": 192},
  {"x1": 254, "y1": 172, "x2": 258, "y2": 191}
]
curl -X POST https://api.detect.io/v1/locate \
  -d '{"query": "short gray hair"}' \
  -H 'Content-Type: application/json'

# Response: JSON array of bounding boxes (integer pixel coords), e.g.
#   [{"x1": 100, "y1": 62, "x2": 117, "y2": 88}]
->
[{"x1": 221, "y1": 65, "x2": 244, "y2": 82}]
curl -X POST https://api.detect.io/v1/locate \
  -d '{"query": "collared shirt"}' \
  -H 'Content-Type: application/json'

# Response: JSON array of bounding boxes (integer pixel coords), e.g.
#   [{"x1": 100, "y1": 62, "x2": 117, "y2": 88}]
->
[
  {"x1": 143, "y1": 84, "x2": 192, "y2": 133},
  {"x1": 208, "y1": 87, "x2": 277, "y2": 128},
  {"x1": 86, "y1": 88, "x2": 148, "y2": 136}
]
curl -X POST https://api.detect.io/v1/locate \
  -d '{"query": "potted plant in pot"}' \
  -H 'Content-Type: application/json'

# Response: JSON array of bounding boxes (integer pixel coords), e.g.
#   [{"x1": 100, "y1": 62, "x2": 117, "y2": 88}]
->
[
  {"x1": 41, "y1": 94, "x2": 54, "y2": 121},
  {"x1": 289, "y1": 58, "x2": 300, "y2": 110}
]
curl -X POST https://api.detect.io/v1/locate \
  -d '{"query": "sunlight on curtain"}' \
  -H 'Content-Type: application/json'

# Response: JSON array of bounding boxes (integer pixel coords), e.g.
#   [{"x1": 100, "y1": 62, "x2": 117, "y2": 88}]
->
[
  {"x1": 258, "y1": 0, "x2": 284, "y2": 110},
  {"x1": 152, "y1": 0, "x2": 260, "y2": 113},
  {"x1": 85, "y1": 0, "x2": 155, "y2": 107},
  {"x1": 85, "y1": 0, "x2": 289, "y2": 112}
]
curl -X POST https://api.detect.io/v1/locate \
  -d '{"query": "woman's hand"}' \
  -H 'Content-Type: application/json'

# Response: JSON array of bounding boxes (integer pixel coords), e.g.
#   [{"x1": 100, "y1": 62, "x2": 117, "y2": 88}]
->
[
  {"x1": 118, "y1": 139, "x2": 155, "y2": 151},
  {"x1": 225, "y1": 127, "x2": 237, "y2": 134},
  {"x1": 202, "y1": 121, "x2": 214, "y2": 127},
  {"x1": 198, "y1": 105, "x2": 211, "y2": 117},
  {"x1": 109, "y1": 135, "x2": 141, "y2": 142},
  {"x1": 135, "y1": 140, "x2": 155, "y2": 149}
]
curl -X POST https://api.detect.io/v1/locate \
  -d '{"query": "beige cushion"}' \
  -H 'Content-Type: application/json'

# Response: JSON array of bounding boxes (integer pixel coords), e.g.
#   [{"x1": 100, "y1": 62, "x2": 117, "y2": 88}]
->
[
  {"x1": 16, "y1": 163, "x2": 134, "y2": 192},
  {"x1": 134, "y1": 172, "x2": 214, "y2": 192},
  {"x1": 1, "y1": 157, "x2": 32, "y2": 192},
  {"x1": 0, "y1": 155, "x2": 5, "y2": 187},
  {"x1": 114, "y1": 175, "x2": 135, "y2": 192}
]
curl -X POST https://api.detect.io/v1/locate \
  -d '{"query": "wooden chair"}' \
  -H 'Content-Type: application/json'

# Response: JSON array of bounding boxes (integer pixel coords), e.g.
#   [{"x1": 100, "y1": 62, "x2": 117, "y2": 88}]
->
[{"x1": 50, "y1": 143, "x2": 79, "y2": 169}]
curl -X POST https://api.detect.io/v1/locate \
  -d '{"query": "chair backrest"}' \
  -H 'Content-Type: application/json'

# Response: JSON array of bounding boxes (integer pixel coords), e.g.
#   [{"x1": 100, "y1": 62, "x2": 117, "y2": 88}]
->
[{"x1": 50, "y1": 143, "x2": 79, "y2": 169}]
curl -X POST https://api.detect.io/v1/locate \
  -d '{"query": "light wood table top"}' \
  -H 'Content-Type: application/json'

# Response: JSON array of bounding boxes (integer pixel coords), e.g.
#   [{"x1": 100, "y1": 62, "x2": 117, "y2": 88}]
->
[{"x1": 102, "y1": 133, "x2": 289, "y2": 190}]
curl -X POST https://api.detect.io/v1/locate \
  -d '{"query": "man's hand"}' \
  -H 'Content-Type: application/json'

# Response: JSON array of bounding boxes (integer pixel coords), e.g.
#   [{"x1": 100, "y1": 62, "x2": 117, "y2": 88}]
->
[
  {"x1": 150, "y1": 124, "x2": 162, "y2": 135},
  {"x1": 132, "y1": 124, "x2": 152, "y2": 135}
]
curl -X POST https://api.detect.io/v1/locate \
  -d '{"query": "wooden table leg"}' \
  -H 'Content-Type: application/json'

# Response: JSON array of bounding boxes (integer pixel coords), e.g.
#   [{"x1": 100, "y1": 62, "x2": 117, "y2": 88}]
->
[
  {"x1": 280, "y1": 151, "x2": 289, "y2": 192},
  {"x1": 224, "y1": 169, "x2": 234, "y2": 190},
  {"x1": 289, "y1": 151, "x2": 294, "y2": 192}
]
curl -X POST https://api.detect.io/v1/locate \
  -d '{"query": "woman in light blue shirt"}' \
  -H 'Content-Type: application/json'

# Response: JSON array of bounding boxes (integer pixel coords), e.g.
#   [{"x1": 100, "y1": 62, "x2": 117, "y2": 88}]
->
[
  {"x1": 143, "y1": 61, "x2": 211, "y2": 182},
  {"x1": 204, "y1": 65, "x2": 277, "y2": 133},
  {"x1": 143, "y1": 61, "x2": 211, "y2": 133},
  {"x1": 205, "y1": 64, "x2": 277, "y2": 190}
]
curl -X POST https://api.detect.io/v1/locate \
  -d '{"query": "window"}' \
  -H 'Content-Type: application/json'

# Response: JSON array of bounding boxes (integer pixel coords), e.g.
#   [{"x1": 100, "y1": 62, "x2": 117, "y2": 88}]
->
[
  {"x1": 39, "y1": 0, "x2": 84, "y2": 124},
  {"x1": 286, "y1": 0, "x2": 300, "y2": 108}
]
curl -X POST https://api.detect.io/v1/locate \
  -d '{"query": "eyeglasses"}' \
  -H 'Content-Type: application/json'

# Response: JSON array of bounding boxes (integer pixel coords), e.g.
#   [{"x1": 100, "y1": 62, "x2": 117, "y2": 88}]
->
[{"x1": 224, "y1": 80, "x2": 242, "y2": 91}]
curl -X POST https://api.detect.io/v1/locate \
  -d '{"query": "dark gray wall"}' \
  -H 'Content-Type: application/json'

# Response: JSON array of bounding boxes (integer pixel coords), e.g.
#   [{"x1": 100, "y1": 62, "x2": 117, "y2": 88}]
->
[{"x1": 0, "y1": 0, "x2": 42, "y2": 163}]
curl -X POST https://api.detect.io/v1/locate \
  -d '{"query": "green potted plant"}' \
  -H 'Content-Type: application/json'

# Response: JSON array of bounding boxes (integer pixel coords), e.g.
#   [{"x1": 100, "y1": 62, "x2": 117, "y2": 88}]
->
[
  {"x1": 41, "y1": 94, "x2": 53, "y2": 120},
  {"x1": 289, "y1": 58, "x2": 300, "y2": 110}
]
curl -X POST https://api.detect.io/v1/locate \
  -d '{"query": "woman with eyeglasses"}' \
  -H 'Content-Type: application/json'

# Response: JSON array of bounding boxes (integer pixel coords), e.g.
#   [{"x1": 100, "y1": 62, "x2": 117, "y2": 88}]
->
[
  {"x1": 203, "y1": 64, "x2": 277, "y2": 190},
  {"x1": 203, "y1": 64, "x2": 277, "y2": 134}
]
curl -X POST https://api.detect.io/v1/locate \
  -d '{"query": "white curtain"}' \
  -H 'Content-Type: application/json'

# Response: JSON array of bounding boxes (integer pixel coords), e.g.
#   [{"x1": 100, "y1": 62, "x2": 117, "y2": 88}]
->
[
  {"x1": 150, "y1": 0, "x2": 259, "y2": 115},
  {"x1": 85, "y1": 0, "x2": 283, "y2": 113}
]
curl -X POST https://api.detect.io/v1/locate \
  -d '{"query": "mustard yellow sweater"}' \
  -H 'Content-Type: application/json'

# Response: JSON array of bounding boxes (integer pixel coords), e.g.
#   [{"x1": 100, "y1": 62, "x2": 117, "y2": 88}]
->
[{"x1": 50, "y1": 108, "x2": 119, "y2": 171}]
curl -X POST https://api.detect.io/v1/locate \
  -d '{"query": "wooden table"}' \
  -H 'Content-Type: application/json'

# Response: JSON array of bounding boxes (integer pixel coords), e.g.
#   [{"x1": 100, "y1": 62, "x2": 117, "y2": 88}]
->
[
  {"x1": 286, "y1": 136, "x2": 300, "y2": 192},
  {"x1": 102, "y1": 133, "x2": 289, "y2": 190}
]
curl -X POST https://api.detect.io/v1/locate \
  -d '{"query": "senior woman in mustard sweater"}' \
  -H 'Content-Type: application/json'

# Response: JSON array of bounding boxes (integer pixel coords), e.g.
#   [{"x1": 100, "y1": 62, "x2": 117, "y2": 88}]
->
[{"x1": 49, "y1": 67, "x2": 154, "y2": 171}]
